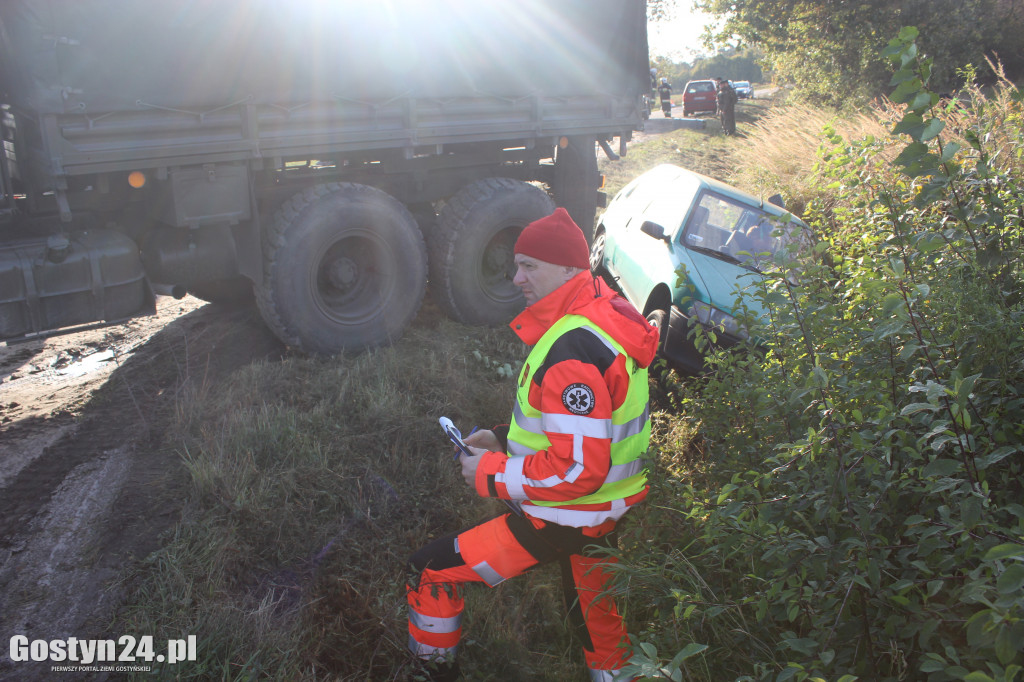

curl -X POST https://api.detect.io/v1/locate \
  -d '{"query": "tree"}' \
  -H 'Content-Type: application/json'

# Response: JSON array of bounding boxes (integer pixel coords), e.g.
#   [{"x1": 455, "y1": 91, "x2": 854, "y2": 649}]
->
[{"x1": 693, "y1": 0, "x2": 1024, "y2": 106}]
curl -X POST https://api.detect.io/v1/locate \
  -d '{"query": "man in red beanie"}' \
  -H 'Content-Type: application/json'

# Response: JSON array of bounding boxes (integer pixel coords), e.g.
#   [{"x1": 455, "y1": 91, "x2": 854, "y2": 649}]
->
[{"x1": 406, "y1": 207, "x2": 659, "y2": 681}]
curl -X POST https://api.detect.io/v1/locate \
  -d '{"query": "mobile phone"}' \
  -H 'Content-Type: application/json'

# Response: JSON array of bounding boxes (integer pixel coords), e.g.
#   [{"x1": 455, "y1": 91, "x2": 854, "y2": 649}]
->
[
  {"x1": 440, "y1": 416, "x2": 524, "y2": 517},
  {"x1": 439, "y1": 416, "x2": 476, "y2": 460}
]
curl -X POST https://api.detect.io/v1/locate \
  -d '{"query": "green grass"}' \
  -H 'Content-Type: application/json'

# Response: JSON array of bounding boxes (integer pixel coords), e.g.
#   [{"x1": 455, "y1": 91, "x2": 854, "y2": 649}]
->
[{"x1": 116, "y1": 313, "x2": 597, "y2": 680}]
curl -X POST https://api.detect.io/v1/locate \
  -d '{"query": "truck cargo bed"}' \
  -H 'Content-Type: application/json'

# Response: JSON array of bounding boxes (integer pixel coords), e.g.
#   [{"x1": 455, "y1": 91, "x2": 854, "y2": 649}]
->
[{"x1": 0, "y1": 0, "x2": 647, "y2": 180}]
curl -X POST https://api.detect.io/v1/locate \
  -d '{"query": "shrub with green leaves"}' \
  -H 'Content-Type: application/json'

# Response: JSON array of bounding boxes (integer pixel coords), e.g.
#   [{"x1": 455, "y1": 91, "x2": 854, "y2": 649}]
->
[{"x1": 621, "y1": 27, "x2": 1024, "y2": 682}]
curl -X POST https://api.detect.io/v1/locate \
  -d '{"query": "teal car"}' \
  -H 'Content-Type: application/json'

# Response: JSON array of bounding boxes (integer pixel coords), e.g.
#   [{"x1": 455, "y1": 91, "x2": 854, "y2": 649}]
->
[{"x1": 590, "y1": 164, "x2": 803, "y2": 374}]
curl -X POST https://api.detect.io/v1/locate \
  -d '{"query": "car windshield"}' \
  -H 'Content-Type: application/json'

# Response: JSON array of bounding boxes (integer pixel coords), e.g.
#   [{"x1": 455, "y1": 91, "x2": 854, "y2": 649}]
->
[{"x1": 681, "y1": 192, "x2": 794, "y2": 268}]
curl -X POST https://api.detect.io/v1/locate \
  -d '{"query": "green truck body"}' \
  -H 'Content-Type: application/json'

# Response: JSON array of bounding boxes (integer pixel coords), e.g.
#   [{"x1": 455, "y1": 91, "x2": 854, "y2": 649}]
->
[{"x1": 0, "y1": 0, "x2": 648, "y2": 352}]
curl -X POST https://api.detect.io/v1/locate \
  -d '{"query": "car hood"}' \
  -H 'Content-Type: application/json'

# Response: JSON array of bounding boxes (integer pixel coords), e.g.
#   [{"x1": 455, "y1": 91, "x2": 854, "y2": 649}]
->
[{"x1": 684, "y1": 250, "x2": 767, "y2": 318}]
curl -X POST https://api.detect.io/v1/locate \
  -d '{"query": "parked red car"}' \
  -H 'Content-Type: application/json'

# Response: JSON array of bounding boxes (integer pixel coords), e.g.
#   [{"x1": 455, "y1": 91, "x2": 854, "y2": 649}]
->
[{"x1": 682, "y1": 79, "x2": 718, "y2": 117}]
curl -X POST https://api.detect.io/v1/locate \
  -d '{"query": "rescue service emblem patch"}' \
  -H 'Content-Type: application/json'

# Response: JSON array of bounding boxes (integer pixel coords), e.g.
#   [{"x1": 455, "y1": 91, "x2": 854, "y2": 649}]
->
[{"x1": 562, "y1": 383, "x2": 596, "y2": 415}]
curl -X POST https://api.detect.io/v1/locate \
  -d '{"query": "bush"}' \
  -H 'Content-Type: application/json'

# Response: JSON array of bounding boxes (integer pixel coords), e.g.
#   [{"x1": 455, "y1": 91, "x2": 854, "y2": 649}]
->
[{"x1": 621, "y1": 28, "x2": 1024, "y2": 682}]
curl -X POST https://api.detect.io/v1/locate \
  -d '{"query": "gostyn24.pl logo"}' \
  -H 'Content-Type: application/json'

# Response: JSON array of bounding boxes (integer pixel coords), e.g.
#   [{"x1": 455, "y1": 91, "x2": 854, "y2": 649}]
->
[{"x1": 9, "y1": 635, "x2": 197, "y2": 665}]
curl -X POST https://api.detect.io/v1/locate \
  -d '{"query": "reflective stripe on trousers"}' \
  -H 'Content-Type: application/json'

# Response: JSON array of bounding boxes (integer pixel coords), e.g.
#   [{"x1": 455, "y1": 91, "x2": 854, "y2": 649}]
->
[
  {"x1": 407, "y1": 635, "x2": 457, "y2": 663},
  {"x1": 590, "y1": 666, "x2": 632, "y2": 681},
  {"x1": 408, "y1": 609, "x2": 462, "y2": 635}
]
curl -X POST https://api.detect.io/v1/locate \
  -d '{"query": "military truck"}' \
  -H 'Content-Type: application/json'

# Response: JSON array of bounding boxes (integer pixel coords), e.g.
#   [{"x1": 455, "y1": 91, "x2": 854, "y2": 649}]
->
[{"x1": 0, "y1": 0, "x2": 648, "y2": 353}]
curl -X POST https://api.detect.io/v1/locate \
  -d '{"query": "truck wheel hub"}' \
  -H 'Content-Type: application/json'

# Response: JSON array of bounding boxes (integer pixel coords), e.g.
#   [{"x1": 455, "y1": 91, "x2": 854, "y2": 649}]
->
[
  {"x1": 485, "y1": 243, "x2": 511, "y2": 274},
  {"x1": 326, "y1": 257, "x2": 358, "y2": 289}
]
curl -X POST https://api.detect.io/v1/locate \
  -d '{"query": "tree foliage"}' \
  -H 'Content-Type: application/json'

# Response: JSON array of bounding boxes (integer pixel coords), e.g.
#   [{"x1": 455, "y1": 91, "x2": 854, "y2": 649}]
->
[
  {"x1": 651, "y1": 47, "x2": 765, "y2": 91},
  {"x1": 694, "y1": 0, "x2": 1024, "y2": 106},
  {"x1": 619, "y1": 27, "x2": 1024, "y2": 681}
]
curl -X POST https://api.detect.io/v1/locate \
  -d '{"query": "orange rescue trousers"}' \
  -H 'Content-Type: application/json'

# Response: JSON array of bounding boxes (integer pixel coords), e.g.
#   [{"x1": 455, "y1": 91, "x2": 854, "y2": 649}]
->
[{"x1": 406, "y1": 512, "x2": 632, "y2": 680}]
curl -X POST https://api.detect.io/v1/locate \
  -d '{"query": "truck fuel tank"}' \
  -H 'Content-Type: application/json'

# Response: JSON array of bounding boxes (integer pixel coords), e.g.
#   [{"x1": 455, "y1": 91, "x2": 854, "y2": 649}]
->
[{"x1": 0, "y1": 229, "x2": 153, "y2": 341}]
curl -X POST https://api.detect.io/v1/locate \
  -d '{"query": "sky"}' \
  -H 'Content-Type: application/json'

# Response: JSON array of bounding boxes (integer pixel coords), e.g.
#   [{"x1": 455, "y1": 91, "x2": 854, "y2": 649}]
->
[{"x1": 647, "y1": 5, "x2": 717, "y2": 62}]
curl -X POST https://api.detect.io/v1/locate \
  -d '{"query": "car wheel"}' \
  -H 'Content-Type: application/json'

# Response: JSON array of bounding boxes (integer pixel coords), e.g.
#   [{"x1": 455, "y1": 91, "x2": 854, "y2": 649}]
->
[
  {"x1": 645, "y1": 308, "x2": 673, "y2": 380},
  {"x1": 589, "y1": 229, "x2": 607, "y2": 275},
  {"x1": 646, "y1": 308, "x2": 670, "y2": 357}
]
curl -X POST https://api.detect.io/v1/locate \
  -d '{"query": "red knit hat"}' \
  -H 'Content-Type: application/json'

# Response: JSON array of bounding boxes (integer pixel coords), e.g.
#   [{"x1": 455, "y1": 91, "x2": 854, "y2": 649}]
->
[{"x1": 514, "y1": 208, "x2": 590, "y2": 269}]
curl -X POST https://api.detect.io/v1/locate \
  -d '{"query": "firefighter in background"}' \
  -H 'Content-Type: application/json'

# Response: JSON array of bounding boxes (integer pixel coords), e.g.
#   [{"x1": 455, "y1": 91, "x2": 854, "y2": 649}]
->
[
  {"x1": 657, "y1": 77, "x2": 673, "y2": 117},
  {"x1": 406, "y1": 208, "x2": 659, "y2": 682}
]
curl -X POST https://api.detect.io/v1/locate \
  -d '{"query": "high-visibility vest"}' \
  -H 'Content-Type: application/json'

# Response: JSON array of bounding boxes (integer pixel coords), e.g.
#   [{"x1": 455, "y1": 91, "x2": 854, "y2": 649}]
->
[{"x1": 506, "y1": 314, "x2": 649, "y2": 512}]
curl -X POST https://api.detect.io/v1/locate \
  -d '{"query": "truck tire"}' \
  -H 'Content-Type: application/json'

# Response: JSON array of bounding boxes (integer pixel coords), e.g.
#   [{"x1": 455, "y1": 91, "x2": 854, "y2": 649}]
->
[
  {"x1": 553, "y1": 135, "x2": 600, "y2": 242},
  {"x1": 256, "y1": 183, "x2": 427, "y2": 354},
  {"x1": 431, "y1": 178, "x2": 555, "y2": 325}
]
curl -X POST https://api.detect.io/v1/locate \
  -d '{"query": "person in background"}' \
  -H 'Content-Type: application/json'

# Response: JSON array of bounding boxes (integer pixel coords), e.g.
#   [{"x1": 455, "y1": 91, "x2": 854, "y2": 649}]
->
[
  {"x1": 658, "y1": 77, "x2": 673, "y2": 118},
  {"x1": 716, "y1": 77, "x2": 737, "y2": 135},
  {"x1": 406, "y1": 208, "x2": 659, "y2": 682}
]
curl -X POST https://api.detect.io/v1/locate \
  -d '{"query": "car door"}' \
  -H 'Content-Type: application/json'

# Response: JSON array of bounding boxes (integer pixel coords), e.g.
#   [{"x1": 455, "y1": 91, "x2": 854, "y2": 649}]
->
[{"x1": 609, "y1": 183, "x2": 693, "y2": 311}]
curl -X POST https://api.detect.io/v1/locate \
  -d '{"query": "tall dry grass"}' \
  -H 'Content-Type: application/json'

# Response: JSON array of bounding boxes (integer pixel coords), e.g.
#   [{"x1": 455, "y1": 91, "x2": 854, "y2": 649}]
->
[
  {"x1": 732, "y1": 63, "x2": 1022, "y2": 214},
  {"x1": 730, "y1": 103, "x2": 890, "y2": 213},
  {"x1": 873, "y1": 58, "x2": 1023, "y2": 176}
]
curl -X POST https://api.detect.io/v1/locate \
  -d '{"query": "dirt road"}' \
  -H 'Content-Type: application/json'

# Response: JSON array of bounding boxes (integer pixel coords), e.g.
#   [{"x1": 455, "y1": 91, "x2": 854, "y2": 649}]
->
[{"x1": 0, "y1": 297, "x2": 283, "y2": 680}]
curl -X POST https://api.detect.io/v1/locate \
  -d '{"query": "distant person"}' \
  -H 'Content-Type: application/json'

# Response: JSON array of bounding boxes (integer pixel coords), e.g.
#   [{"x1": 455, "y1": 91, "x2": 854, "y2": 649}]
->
[
  {"x1": 658, "y1": 77, "x2": 673, "y2": 118},
  {"x1": 405, "y1": 208, "x2": 658, "y2": 682},
  {"x1": 716, "y1": 77, "x2": 737, "y2": 135}
]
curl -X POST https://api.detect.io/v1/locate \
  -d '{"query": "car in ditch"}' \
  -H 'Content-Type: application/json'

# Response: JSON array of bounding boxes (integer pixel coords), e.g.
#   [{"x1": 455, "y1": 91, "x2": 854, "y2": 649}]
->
[{"x1": 590, "y1": 164, "x2": 805, "y2": 374}]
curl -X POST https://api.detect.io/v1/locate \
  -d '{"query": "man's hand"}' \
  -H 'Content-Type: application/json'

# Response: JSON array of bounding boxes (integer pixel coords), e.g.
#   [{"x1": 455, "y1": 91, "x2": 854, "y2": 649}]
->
[
  {"x1": 459, "y1": 446, "x2": 487, "y2": 487},
  {"x1": 465, "y1": 429, "x2": 501, "y2": 451},
  {"x1": 453, "y1": 429, "x2": 499, "y2": 487}
]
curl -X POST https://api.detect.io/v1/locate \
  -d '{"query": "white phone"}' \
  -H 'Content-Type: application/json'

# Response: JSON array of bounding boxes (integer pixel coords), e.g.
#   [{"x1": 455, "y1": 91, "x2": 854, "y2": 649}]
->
[{"x1": 439, "y1": 416, "x2": 475, "y2": 460}]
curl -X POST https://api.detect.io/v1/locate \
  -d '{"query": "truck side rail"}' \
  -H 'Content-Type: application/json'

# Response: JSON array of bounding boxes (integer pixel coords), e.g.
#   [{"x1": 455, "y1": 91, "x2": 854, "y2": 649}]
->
[{"x1": 42, "y1": 93, "x2": 640, "y2": 178}]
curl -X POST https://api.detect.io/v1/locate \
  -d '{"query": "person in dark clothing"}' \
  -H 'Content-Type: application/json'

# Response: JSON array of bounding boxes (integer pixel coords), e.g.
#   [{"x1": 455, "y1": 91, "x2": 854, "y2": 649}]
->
[
  {"x1": 715, "y1": 77, "x2": 737, "y2": 135},
  {"x1": 657, "y1": 78, "x2": 673, "y2": 118}
]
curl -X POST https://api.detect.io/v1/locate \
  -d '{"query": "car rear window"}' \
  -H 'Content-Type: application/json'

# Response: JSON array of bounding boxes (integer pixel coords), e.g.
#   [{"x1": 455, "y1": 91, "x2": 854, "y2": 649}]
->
[{"x1": 687, "y1": 82, "x2": 714, "y2": 93}]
